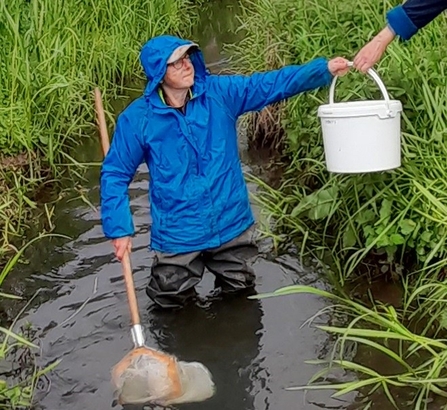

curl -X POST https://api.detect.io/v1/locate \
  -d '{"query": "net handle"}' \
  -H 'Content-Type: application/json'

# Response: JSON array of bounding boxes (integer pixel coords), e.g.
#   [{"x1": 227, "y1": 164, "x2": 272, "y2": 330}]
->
[
  {"x1": 94, "y1": 87, "x2": 110, "y2": 155},
  {"x1": 121, "y1": 251, "x2": 141, "y2": 326},
  {"x1": 94, "y1": 87, "x2": 141, "y2": 327}
]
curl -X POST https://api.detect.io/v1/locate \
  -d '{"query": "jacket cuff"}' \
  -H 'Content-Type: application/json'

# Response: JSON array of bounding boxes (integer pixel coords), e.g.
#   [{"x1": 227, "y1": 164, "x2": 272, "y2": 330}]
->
[
  {"x1": 321, "y1": 58, "x2": 334, "y2": 84},
  {"x1": 386, "y1": 5, "x2": 418, "y2": 40},
  {"x1": 310, "y1": 57, "x2": 333, "y2": 85}
]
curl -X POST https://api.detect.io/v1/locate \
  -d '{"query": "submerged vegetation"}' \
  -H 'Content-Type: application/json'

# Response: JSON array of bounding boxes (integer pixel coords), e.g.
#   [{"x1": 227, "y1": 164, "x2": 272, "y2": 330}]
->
[
  {"x1": 0, "y1": 0, "x2": 196, "y2": 263},
  {"x1": 232, "y1": 0, "x2": 447, "y2": 407}
]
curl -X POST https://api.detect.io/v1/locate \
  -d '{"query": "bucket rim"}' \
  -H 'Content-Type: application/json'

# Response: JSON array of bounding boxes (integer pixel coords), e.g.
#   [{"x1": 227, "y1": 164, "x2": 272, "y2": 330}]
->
[{"x1": 319, "y1": 99, "x2": 403, "y2": 109}]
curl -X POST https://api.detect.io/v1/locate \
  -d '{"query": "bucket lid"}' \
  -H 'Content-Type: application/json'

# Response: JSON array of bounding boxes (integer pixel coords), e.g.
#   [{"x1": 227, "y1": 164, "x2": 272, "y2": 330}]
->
[{"x1": 318, "y1": 100, "x2": 402, "y2": 119}]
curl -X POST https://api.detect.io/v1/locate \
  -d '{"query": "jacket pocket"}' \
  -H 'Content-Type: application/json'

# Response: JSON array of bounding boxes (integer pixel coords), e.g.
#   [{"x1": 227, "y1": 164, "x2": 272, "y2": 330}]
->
[{"x1": 159, "y1": 202, "x2": 209, "y2": 248}]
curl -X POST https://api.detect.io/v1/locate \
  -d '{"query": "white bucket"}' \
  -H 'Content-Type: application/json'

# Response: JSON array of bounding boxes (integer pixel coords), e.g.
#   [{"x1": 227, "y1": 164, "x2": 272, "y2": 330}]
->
[{"x1": 317, "y1": 62, "x2": 403, "y2": 174}]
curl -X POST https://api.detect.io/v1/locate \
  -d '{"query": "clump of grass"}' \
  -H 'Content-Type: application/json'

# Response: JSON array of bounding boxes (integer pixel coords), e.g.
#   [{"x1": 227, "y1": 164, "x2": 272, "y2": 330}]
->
[
  {"x1": 0, "y1": 0, "x2": 197, "y2": 263},
  {"x1": 253, "y1": 285, "x2": 447, "y2": 409},
  {"x1": 231, "y1": 0, "x2": 447, "y2": 284}
]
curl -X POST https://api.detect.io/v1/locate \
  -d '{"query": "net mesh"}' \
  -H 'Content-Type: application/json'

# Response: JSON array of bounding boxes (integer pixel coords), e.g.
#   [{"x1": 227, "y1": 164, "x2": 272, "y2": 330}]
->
[{"x1": 111, "y1": 347, "x2": 215, "y2": 406}]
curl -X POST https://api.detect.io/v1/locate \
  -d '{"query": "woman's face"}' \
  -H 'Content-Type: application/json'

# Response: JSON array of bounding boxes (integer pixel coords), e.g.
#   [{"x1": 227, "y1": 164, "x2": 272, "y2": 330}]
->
[{"x1": 163, "y1": 52, "x2": 195, "y2": 89}]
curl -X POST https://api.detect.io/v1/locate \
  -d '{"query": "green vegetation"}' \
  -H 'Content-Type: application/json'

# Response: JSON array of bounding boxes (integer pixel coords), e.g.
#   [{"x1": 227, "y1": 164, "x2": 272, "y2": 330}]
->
[
  {"x1": 230, "y1": 0, "x2": 447, "y2": 280},
  {"x1": 232, "y1": 0, "x2": 447, "y2": 407},
  {"x1": 0, "y1": 0, "x2": 196, "y2": 263},
  {"x1": 253, "y1": 285, "x2": 447, "y2": 410}
]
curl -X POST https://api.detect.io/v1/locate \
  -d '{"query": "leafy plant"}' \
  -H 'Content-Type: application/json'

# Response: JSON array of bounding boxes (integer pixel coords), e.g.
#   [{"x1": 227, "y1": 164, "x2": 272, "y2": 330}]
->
[{"x1": 234, "y1": 0, "x2": 447, "y2": 406}]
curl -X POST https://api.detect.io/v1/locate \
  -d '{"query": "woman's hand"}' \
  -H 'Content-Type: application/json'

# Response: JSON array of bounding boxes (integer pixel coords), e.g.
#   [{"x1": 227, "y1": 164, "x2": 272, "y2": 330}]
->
[
  {"x1": 328, "y1": 57, "x2": 351, "y2": 77},
  {"x1": 112, "y1": 236, "x2": 132, "y2": 261}
]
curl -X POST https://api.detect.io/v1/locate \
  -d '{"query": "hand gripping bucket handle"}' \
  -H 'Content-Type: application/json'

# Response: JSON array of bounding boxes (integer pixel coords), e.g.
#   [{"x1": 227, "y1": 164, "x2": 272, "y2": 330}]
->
[{"x1": 329, "y1": 61, "x2": 393, "y2": 115}]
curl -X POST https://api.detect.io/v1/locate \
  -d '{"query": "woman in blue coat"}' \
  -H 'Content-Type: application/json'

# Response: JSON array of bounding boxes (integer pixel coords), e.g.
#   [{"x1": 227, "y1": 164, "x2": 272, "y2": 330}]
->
[
  {"x1": 354, "y1": 0, "x2": 447, "y2": 72},
  {"x1": 100, "y1": 35, "x2": 350, "y2": 309}
]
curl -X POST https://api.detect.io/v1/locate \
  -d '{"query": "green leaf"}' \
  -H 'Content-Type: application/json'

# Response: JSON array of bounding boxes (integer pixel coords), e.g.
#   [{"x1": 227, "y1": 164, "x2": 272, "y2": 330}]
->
[
  {"x1": 379, "y1": 199, "x2": 393, "y2": 223},
  {"x1": 364, "y1": 226, "x2": 375, "y2": 238},
  {"x1": 307, "y1": 186, "x2": 339, "y2": 220},
  {"x1": 0, "y1": 327, "x2": 37, "y2": 349},
  {"x1": 0, "y1": 292, "x2": 22, "y2": 300},
  {"x1": 421, "y1": 231, "x2": 432, "y2": 243},
  {"x1": 385, "y1": 245, "x2": 397, "y2": 258},
  {"x1": 416, "y1": 246, "x2": 426, "y2": 256},
  {"x1": 292, "y1": 193, "x2": 317, "y2": 217},
  {"x1": 376, "y1": 234, "x2": 391, "y2": 248},
  {"x1": 399, "y1": 219, "x2": 416, "y2": 235},
  {"x1": 355, "y1": 209, "x2": 376, "y2": 225},
  {"x1": 308, "y1": 202, "x2": 331, "y2": 220},
  {"x1": 343, "y1": 225, "x2": 357, "y2": 248},
  {"x1": 390, "y1": 234, "x2": 405, "y2": 245},
  {"x1": 439, "y1": 311, "x2": 447, "y2": 330}
]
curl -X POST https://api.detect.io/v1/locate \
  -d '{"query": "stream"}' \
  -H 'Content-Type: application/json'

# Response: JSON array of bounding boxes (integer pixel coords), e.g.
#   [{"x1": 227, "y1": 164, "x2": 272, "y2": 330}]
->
[{"x1": 0, "y1": 1, "x2": 429, "y2": 409}]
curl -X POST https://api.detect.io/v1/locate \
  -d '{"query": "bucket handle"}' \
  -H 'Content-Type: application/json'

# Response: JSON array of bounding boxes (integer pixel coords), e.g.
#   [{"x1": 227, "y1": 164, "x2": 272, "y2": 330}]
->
[{"x1": 329, "y1": 61, "x2": 391, "y2": 109}]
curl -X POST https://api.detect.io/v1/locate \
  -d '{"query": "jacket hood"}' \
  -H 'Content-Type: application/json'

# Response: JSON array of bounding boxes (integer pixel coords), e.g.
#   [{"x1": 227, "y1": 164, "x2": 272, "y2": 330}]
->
[{"x1": 139, "y1": 35, "x2": 208, "y2": 100}]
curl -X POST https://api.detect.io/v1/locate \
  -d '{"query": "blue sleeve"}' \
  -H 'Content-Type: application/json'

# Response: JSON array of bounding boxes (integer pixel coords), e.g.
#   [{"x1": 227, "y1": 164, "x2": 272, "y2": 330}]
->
[
  {"x1": 212, "y1": 57, "x2": 333, "y2": 118},
  {"x1": 387, "y1": 0, "x2": 447, "y2": 40},
  {"x1": 100, "y1": 112, "x2": 145, "y2": 239}
]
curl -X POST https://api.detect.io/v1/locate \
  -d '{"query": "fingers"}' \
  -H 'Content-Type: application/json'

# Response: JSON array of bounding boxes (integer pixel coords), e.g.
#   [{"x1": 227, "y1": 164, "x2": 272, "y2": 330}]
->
[
  {"x1": 328, "y1": 52, "x2": 378, "y2": 77},
  {"x1": 353, "y1": 52, "x2": 374, "y2": 73},
  {"x1": 116, "y1": 245, "x2": 125, "y2": 261},
  {"x1": 329, "y1": 57, "x2": 352, "y2": 77},
  {"x1": 330, "y1": 51, "x2": 374, "y2": 76},
  {"x1": 352, "y1": 50, "x2": 367, "y2": 71},
  {"x1": 112, "y1": 237, "x2": 131, "y2": 261},
  {"x1": 353, "y1": 26, "x2": 395, "y2": 73},
  {"x1": 352, "y1": 36, "x2": 389, "y2": 73}
]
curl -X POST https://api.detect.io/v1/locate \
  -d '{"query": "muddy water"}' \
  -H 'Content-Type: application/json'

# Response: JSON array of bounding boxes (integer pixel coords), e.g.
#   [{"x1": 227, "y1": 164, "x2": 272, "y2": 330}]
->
[
  {"x1": 13, "y1": 138, "x2": 355, "y2": 407},
  {"x1": 10, "y1": 154, "x2": 356, "y2": 407},
  {"x1": 4, "y1": 2, "x2": 362, "y2": 410},
  {"x1": 17, "y1": 166, "x2": 353, "y2": 410}
]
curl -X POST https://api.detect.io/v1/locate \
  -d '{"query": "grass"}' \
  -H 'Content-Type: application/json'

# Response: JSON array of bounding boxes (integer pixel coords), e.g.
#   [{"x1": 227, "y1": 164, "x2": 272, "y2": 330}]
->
[
  {"x1": 228, "y1": 0, "x2": 447, "y2": 282},
  {"x1": 0, "y1": 234, "x2": 68, "y2": 408},
  {"x1": 252, "y1": 285, "x2": 447, "y2": 409},
  {"x1": 229, "y1": 0, "x2": 447, "y2": 291},
  {"x1": 0, "y1": 0, "x2": 197, "y2": 264},
  {"x1": 228, "y1": 0, "x2": 447, "y2": 407}
]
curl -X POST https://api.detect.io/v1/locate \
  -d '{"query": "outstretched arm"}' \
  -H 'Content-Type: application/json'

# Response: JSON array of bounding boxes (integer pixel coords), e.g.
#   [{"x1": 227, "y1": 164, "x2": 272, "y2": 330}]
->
[{"x1": 212, "y1": 57, "x2": 349, "y2": 119}]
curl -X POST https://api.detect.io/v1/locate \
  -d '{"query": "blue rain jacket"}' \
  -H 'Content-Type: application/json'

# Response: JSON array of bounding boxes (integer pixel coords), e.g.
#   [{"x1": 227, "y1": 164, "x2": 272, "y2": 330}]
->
[
  {"x1": 387, "y1": 0, "x2": 447, "y2": 40},
  {"x1": 100, "y1": 35, "x2": 333, "y2": 254}
]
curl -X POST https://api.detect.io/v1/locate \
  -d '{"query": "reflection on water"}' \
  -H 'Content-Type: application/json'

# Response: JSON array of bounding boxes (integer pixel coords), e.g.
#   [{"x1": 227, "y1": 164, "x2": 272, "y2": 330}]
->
[{"x1": 191, "y1": 0, "x2": 244, "y2": 67}]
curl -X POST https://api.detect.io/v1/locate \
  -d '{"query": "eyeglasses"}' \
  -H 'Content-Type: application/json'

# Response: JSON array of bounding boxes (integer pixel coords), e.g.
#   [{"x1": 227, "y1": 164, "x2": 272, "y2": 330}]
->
[{"x1": 168, "y1": 52, "x2": 192, "y2": 70}]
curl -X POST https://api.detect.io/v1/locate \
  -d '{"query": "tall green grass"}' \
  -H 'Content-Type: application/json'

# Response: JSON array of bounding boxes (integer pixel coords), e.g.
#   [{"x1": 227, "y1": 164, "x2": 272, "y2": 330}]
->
[
  {"x1": 229, "y1": 0, "x2": 447, "y2": 407},
  {"x1": 0, "y1": 0, "x2": 197, "y2": 262}
]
